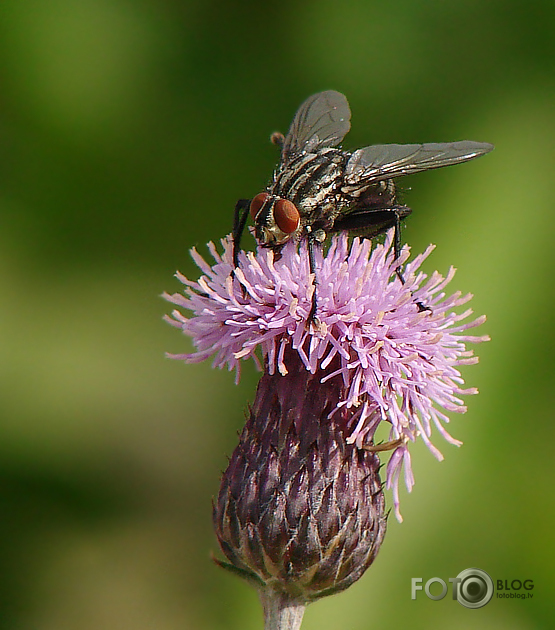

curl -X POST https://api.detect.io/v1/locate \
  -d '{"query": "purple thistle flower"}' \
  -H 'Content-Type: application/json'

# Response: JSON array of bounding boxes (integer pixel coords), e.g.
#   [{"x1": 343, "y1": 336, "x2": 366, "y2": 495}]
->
[{"x1": 164, "y1": 230, "x2": 488, "y2": 523}]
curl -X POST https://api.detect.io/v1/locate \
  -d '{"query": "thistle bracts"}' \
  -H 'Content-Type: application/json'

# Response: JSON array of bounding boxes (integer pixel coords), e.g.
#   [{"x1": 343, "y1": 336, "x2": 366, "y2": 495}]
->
[{"x1": 213, "y1": 349, "x2": 386, "y2": 602}]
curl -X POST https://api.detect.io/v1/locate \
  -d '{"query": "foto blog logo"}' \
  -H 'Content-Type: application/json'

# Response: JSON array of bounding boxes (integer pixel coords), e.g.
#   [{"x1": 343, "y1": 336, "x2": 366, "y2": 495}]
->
[
  {"x1": 411, "y1": 568, "x2": 535, "y2": 608},
  {"x1": 412, "y1": 568, "x2": 494, "y2": 609}
]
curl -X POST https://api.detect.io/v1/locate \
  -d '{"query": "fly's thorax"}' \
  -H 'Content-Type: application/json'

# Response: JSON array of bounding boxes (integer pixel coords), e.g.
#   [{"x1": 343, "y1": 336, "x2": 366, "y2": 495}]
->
[{"x1": 272, "y1": 149, "x2": 347, "y2": 209}]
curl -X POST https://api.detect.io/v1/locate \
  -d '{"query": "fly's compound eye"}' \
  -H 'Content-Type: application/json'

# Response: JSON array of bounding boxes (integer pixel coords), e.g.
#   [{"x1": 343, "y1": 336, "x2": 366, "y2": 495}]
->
[
  {"x1": 274, "y1": 199, "x2": 300, "y2": 234},
  {"x1": 250, "y1": 193, "x2": 270, "y2": 220}
]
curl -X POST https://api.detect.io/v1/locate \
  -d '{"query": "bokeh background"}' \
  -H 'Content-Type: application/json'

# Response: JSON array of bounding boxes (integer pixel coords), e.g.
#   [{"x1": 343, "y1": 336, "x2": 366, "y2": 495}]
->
[{"x1": 0, "y1": 0, "x2": 553, "y2": 628}]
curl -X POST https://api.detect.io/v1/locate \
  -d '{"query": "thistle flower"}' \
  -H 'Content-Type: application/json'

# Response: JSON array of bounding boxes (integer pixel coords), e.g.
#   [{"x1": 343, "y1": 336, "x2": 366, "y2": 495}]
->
[{"x1": 163, "y1": 230, "x2": 488, "y2": 626}]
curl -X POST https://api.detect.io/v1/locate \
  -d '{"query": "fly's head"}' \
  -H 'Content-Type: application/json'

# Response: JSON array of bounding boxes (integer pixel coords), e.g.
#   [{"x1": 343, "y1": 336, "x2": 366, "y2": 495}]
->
[{"x1": 250, "y1": 192, "x2": 301, "y2": 248}]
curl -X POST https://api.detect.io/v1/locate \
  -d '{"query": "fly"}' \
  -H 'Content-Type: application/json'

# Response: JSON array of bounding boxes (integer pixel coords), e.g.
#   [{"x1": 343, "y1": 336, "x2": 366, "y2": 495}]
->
[{"x1": 232, "y1": 90, "x2": 493, "y2": 321}]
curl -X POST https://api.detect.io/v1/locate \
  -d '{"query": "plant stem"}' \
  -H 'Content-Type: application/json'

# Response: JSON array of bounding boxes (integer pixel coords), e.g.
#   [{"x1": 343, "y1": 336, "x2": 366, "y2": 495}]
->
[{"x1": 259, "y1": 590, "x2": 306, "y2": 630}]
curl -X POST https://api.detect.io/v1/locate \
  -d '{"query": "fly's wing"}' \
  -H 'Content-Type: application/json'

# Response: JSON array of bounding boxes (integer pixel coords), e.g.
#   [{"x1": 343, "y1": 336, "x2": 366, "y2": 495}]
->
[
  {"x1": 282, "y1": 91, "x2": 351, "y2": 164},
  {"x1": 345, "y1": 141, "x2": 494, "y2": 183}
]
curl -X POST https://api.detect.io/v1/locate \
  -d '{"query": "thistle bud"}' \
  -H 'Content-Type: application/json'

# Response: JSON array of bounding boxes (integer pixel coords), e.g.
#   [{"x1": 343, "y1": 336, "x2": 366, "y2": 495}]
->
[{"x1": 213, "y1": 350, "x2": 387, "y2": 606}]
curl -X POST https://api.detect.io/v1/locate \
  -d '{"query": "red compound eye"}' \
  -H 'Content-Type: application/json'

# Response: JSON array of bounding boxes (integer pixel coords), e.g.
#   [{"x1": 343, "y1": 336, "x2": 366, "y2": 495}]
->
[
  {"x1": 274, "y1": 199, "x2": 300, "y2": 234},
  {"x1": 250, "y1": 193, "x2": 269, "y2": 220}
]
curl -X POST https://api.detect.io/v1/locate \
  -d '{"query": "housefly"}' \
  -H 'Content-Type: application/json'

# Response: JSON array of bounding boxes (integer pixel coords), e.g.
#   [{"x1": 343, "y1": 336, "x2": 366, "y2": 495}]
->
[{"x1": 232, "y1": 90, "x2": 493, "y2": 320}]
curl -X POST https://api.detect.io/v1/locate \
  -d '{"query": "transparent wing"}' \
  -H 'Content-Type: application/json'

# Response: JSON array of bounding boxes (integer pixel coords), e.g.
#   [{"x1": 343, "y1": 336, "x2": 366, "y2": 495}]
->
[
  {"x1": 282, "y1": 91, "x2": 351, "y2": 163},
  {"x1": 345, "y1": 141, "x2": 494, "y2": 183}
]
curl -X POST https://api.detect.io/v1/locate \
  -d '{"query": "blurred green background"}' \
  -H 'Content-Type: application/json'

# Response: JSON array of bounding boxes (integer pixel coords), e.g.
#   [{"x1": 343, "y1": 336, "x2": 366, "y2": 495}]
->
[{"x1": 0, "y1": 0, "x2": 553, "y2": 628}]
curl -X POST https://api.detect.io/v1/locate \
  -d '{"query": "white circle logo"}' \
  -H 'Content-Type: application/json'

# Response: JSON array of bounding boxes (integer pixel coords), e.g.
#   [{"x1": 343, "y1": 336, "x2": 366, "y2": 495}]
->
[{"x1": 455, "y1": 568, "x2": 494, "y2": 609}]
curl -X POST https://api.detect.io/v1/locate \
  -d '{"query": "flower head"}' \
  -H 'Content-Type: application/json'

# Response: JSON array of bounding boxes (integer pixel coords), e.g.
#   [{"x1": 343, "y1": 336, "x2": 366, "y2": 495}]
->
[{"x1": 164, "y1": 231, "x2": 488, "y2": 521}]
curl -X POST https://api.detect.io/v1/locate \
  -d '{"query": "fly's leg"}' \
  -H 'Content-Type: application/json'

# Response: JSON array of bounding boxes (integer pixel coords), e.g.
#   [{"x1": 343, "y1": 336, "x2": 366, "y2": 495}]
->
[
  {"x1": 391, "y1": 210, "x2": 430, "y2": 312},
  {"x1": 392, "y1": 209, "x2": 405, "y2": 284},
  {"x1": 331, "y1": 204, "x2": 429, "y2": 311},
  {"x1": 389, "y1": 210, "x2": 430, "y2": 312},
  {"x1": 232, "y1": 198, "x2": 251, "y2": 269},
  {"x1": 331, "y1": 203, "x2": 407, "y2": 274},
  {"x1": 231, "y1": 198, "x2": 252, "y2": 299},
  {"x1": 307, "y1": 233, "x2": 320, "y2": 326}
]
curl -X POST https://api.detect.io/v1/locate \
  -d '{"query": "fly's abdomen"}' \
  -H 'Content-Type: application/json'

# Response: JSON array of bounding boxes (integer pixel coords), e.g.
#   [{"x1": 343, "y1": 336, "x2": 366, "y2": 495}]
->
[{"x1": 340, "y1": 179, "x2": 397, "y2": 209}]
